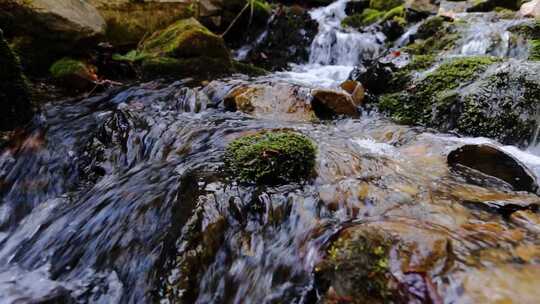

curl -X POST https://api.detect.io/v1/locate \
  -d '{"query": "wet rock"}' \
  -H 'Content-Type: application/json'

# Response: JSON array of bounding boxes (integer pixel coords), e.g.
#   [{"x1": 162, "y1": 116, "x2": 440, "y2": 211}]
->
[
  {"x1": 223, "y1": 83, "x2": 316, "y2": 121},
  {"x1": 49, "y1": 58, "x2": 98, "y2": 91},
  {"x1": 351, "y1": 58, "x2": 398, "y2": 95},
  {"x1": 345, "y1": 0, "x2": 370, "y2": 15},
  {"x1": 340, "y1": 80, "x2": 365, "y2": 105},
  {"x1": 511, "y1": 210, "x2": 540, "y2": 233},
  {"x1": 448, "y1": 144, "x2": 538, "y2": 193},
  {"x1": 311, "y1": 89, "x2": 360, "y2": 118},
  {"x1": 521, "y1": 0, "x2": 540, "y2": 18},
  {"x1": 87, "y1": 0, "x2": 194, "y2": 46},
  {"x1": 224, "y1": 130, "x2": 317, "y2": 184},
  {"x1": 316, "y1": 221, "x2": 450, "y2": 303},
  {"x1": 0, "y1": 0, "x2": 106, "y2": 41},
  {"x1": 240, "y1": 5, "x2": 318, "y2": 71},
  {"x1": 0, "y1": 29, "x2": 32, "y2": 131}
]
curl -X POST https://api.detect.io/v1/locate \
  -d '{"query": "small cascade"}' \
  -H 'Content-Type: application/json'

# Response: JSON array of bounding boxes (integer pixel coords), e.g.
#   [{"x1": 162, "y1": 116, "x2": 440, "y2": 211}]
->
[
  {"x1": 308, "y1": 0, "x2": 384, "y2": 66},
  {"x1": 452, "y1": 13, "x2": 529, "y2": 58}
]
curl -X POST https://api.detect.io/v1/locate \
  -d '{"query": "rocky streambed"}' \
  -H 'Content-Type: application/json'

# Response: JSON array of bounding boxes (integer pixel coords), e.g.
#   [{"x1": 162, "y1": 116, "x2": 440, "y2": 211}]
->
[{"x1": 2, "y1": 0, "x2": 540, "y2": 304}]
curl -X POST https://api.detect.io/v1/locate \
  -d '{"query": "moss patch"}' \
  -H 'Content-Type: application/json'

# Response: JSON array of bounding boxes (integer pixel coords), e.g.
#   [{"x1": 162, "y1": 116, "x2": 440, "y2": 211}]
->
[
  {"x1": 49, "y1": 58, "x2": 91, "y2": 78},
  {"x1": 369, "y1": 0, "x2": 403, "y2": 11},
  {"x1": 224, "y1": 131, "x2": 317, "y2": 184},
  {"x1": 141, "y1": 18, "x2": 230, "y2": 60}
]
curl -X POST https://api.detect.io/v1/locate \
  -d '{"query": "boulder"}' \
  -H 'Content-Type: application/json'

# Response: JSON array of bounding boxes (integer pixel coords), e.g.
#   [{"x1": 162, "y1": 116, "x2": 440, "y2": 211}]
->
[
  {"x1": 223, "y1": 83, "x2": 316, "y2": 121},
  {"x1": 521, "y1": 0, "x2": 540, "y2": 17},
  {"x1": 239, "y1": 5, "x2": 318, "y2": 71},
  {"x1": 448, "y1": 144, "x2": 538, "y2": 193},
  {"x1": 0, "y1": 0, "x2": 106, "y2": 41},
  {"x1": 87, "y1": 0, "x2": 194, "y2": 46},
  {"x1": 224, "y1": 131, "x2": 317, "y2": 184},
  {"x1": 311, "y1": 89, "x2": 360, "y2": 118},
  {"x1": 0, "y1": 29, "x2": 32, "y2": 131},
  {"x1": 377, "y1": 57, "x2": 540, "y2": 145},
  {"x1": 115, "y1": 18, "x2": 233, "y2": 79}
]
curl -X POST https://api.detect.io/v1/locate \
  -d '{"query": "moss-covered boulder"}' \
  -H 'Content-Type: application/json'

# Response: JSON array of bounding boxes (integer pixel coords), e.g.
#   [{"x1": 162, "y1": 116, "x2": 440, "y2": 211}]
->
[
  {"x1": 316, "y1": 227, "x2": 397, "y2": 303},
  {"x1": 224, "y1": 131, "x2": 317, "y2": 184},
  {"x1": 377, "y1": 57, "x2": 540, "y2": 145},
  {"x1": 87, "y1": 0, "x2": 194, "y2": 46},
  {"x1": 0, "y1": 29, "x2": 32, "y2": 131},
  {"x1": 49, "y1": 58, "x2": 98, "y2": 90},
  {"x1": 114, "y1": 18, "x2": 234, "y2": 79}
]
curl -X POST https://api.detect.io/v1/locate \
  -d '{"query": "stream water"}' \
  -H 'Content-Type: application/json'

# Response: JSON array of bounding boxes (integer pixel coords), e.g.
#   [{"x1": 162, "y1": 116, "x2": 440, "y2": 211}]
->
[{"x1": 1, "y1": 1, "x2": 540, "y2": 303}]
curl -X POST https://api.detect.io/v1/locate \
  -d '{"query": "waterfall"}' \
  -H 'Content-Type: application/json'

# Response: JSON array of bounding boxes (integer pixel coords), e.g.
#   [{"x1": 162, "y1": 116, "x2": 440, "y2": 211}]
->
[{"x1": 308, "y1": 0, "x2": 384, "y2": 66}]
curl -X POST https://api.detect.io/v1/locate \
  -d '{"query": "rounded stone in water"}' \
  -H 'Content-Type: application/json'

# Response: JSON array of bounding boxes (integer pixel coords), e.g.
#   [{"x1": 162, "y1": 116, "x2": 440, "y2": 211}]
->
[{"x1": 224, "y1": 131, "x2": 317, "y2": 184}]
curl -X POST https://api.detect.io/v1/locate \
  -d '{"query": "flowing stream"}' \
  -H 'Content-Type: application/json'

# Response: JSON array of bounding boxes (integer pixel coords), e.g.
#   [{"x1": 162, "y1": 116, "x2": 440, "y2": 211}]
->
[{"x1": 1, "y1": 1, "x2": 540, "y2": 303}]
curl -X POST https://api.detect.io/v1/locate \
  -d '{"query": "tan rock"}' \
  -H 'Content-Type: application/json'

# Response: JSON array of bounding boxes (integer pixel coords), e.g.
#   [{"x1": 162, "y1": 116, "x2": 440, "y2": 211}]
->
[{"x1": 311, "y1": 89, "x2": 359, "y2": 118}]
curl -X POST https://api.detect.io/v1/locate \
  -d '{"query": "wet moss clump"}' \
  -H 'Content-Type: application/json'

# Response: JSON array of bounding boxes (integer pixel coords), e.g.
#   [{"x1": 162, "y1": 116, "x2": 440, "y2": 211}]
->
[
  {"x1": 369, "y1": 0, "x2": 402, "y2": 11},
  {"x1": 316, "y1": 228, "x2": 396, "y2": 303},
  {"x1": 49, "y1": 58, "x2": 90, "y2": 79},
  {"x1": 224, "y1": 131, "x2": 317, "y2": 184}
]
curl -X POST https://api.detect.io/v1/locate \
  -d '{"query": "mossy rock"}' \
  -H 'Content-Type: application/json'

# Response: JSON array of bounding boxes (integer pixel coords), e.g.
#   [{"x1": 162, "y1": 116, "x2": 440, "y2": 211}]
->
[
  {"x1": 49, "y1": 57, "x2": 97, "y2": 90},
  {"x1": 378, "y1": 57, "x2": 540, "y2": 145},
  {"x1": 113, "y1": 17, "x2": 237, "y2": 79},
  {"x1": 0, "y1": 29, "x2": 32, "y2": 130},
  {"x1": 224, "y1": 131, "x2": 317, "y2": 184},
  {"x1": 140, "y1": 17, "x2": 230, "y2": 60}
]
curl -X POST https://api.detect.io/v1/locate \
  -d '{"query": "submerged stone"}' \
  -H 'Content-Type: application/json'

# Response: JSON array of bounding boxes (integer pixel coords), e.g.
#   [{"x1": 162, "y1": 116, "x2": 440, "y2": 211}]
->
[
  {"x1": 448, "y1": 144, "x2": 538, "y2": 193},
  {"x1": 223, "y1": 83, "x2": 316, "y2": 121},
  {"x1": 224, "y1": 131, "x2": 317, "y2": 184}
]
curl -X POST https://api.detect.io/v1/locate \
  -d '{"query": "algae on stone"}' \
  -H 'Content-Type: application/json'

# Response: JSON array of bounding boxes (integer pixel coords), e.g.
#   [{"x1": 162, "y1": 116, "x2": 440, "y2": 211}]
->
[{"x1": 224, "y1": 131, "x2": 317, "y2": 183}]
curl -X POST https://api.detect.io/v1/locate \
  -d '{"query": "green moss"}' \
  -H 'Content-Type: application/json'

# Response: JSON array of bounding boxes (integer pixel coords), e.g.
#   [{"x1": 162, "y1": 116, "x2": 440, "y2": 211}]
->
[
  {"x1": 382, "y1": 5, "x2": 405, "y2": 21},
  {"x1": 418, "y1": 56, "x2": 498, "y2": 96},
  {"x1": 530, "y1": 39, "x2": 540, "y2": 61},
  {"x1": 342, "y1": 9, "x2": 384, "y2": 28},
  {"x1": 49, "y1": 58, "x2": 89, "y2": 78},
  {"x1": 141, "y1": 17, "x2": 230, "y2": 60},
  {"x1": 224, "y1": 131, "x2": 317, "y2": 184},
  {"x1": 112, "y1": 50, "x2": 148, "y2": 62},
  {"x1": 369, "y1": 0, "x2": 402, "y2": 11}
]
